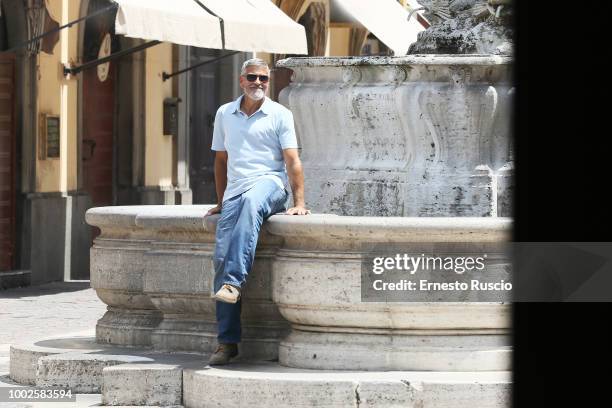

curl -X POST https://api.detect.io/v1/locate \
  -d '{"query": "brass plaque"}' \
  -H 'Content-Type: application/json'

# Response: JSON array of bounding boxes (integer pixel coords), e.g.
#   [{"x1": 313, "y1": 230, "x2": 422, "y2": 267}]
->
[{"x1": 39, "y1": 114, "x2": 60, "y2": 159}]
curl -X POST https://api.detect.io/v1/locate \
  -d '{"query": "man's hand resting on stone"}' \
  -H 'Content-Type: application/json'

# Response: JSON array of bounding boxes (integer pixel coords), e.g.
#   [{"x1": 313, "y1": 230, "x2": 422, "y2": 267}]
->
[
  {"x1": 206, "y1": 204, "x2": 222, "y2": 216},
  {"x1": 285, "y1": 206, "x2": 311, "y2": 215}
]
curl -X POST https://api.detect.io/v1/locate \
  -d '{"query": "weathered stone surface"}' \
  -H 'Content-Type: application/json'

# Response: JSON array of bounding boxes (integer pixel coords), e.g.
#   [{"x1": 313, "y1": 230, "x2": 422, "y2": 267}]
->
[
  {"x1": 7, "y1": 336, "x2": 198, "y2": 406},
  {"x1": 279, "y1": 330, "x2": 511, "y2": 371},
  {"x1": 183, "y1": 362, "x2": 511, "y2": 408},
  {"x1": 36, "y1": 353, "x2": 153, "y2": 393},
  {"x1": 86, "y1": 205, "x2": 290, "y2": 360},
  {"x1": 102, "y1": 364, "x2": 182, "y2": 406},
  {"x1": 89, "y1": 212, "x2": 161, "y2": 347},
  {"x1": 87, "y1": 207, "x2": 512, "y2": 372},
  {"x1": 9, "y1": 345, "x2": 61, "y2": 386},
  {"x1": 84, "y1": 207, "x2": 512, "y2": 403},
  {"x1": 9, "y1": 335, "x2": 511, "y2": 407},
  {"x1": 266, "y1": 215, "x2": 512, "y2": 371},
  {"x1": 9, "y1": 335, "x2": 115, "y2": 386},
  {"x1": 183, "y1": 365, "x2": 358, "y2": 408},
  {"x1": 95, "y1": 307, "x2": 163, "y2": 347},
  {"x1": 355, "y1": 380, "x2": 416, "y2": 407},
  {"x1": 409, "y1": 0, "x2": 513, "y2": 55},
  {"x1": 277, "y1": 56, "x2": 513, "y2": 217},
  {"x1": 415, "y1": 380, "x2": 511, "y2": 408}
]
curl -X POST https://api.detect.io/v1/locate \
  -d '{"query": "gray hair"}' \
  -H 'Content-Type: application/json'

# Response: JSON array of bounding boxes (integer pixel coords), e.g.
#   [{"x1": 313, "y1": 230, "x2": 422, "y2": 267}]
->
[{"x1": 240, "y1": 58, "x2": 269, "y2": 75}]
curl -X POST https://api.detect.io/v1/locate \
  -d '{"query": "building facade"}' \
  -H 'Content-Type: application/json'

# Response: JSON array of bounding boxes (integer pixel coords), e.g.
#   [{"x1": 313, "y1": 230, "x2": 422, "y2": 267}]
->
[
  {"x1": 0, "y1": 0, "x2": 247, "y2": 287},
  {"x1": 0, "y1": 0, "x2": 408, "y2": 288}
]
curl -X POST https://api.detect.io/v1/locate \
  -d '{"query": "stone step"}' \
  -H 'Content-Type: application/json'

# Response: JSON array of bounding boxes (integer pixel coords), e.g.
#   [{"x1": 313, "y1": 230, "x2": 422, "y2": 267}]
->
[
  {"x1": 182, "y1": 362, "x2": 511, "y2": 408},
  {"x1": 0, "y1": 372, "x2": 184, "y2": 407},
  {"x1": 9, "y1": 335, "x2": 116, "y2": 385},
  {"x1": 8, "y1": 335, "x2": 204, "y2": 403},
  {"x1": 37, "y1": 352, "x2": 155, "y2": 393},
  {"x1": 9, "y1": 336, "x2": 511, "y2": 407},
  {"x1": 102, "y1": 363, "x2": 183, "y2": 406},
  {"x1": 90, "y1": 402, "x2": 183, "y2": 408}
]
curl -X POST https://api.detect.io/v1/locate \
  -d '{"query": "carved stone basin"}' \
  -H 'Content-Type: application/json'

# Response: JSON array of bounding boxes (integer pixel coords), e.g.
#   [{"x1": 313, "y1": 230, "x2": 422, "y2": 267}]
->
[
  {"x1": 277, "y1": 55, "x2": 513, "y2": 217},
  {"x1": 267, "y1": 215, "x2": 512, "y2": 371},
  {"x1": 87, "y1": 206, "x2": 511, "y2": 371}
]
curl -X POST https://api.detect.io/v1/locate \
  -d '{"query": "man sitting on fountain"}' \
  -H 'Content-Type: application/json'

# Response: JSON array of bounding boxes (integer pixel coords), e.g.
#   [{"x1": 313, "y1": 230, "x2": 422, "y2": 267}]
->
[{"x1": 205, "y1": 58, "x2": 310, "y2": 365}]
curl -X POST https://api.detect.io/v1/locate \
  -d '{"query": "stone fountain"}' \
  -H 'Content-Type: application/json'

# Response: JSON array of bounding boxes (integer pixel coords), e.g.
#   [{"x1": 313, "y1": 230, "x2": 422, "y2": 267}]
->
[
  {"x1": 277, "y1": 53, "x2": 513, "y2": 217},
  {"x1": 276, "y1": 0, "x2": 514, "y2": 218},
  {"x1": 8, "y1": 2, "x2": 514, "y2": 406}
]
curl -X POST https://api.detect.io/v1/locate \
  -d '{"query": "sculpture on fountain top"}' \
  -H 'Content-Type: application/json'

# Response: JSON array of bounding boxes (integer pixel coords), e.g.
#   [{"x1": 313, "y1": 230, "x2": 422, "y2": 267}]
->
[{"x1": 408, "y1": 0, "x2": 513, "y2": 55}]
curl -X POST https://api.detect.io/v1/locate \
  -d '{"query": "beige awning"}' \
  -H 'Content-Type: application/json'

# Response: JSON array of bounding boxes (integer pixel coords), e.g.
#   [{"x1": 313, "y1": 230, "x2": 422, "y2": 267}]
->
[
  {"x1": 201, "y1": 0, "x2": 307, "y2": 54},
  {"x1": 113, "y1": 0, "x2": 223, "y2": 49},
  {"x1": 333, "y1": 0, "x2": 425, "y2": 55},
  {"x1": 112, "y1": 0, "x2": 307, "y2": 54}
]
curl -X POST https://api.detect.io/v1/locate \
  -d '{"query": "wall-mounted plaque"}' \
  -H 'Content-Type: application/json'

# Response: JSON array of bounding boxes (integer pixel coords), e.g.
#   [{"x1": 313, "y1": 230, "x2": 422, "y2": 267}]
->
[
  {"x1": 39, "y1": 114, "x2": 60, "y2": 159},
  {"x1": 163, "y1": 97, "x2": 181, "y2": 136}
]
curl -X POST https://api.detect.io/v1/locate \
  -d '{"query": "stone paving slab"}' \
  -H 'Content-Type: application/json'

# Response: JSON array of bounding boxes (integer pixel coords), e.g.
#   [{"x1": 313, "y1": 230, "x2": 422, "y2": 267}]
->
[
  {"x1": 0, "y1": 371, "x2": 184, "y2": 407},
  {"x1": 0, "y1": 281, "x2": 108, "y2": 376},
  {"x1": 0, "y1": 282, "x2": 171, "y2": 407}
]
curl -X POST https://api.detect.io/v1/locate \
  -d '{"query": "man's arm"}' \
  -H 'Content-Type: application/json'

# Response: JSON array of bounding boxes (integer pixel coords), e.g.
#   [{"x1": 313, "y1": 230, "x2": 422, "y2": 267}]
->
[
  {"x1": 283, "y1": 148, "x2": 310, "y2": 215},
  {"x1": 206, "y1": 151, "x2": 228, "y2": 216}
]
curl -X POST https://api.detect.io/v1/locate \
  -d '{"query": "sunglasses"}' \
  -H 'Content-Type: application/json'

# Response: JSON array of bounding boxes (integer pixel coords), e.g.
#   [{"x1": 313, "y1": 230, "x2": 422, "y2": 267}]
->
[{"x1": 244, "y1": 74, "x2": 269, "y2": 83}]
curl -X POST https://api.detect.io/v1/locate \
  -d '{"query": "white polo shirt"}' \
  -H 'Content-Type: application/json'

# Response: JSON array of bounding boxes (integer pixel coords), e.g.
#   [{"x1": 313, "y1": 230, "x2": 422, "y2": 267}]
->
[{"x1": 211, "y1": 95, "x2": 299, "y2": 202}]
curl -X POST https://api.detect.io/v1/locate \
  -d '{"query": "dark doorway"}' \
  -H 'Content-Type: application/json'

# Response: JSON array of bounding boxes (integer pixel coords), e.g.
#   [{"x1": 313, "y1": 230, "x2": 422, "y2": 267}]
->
[
  {"x1": 0, "y1": 53, "x2": 16, "y2": 270},
  {"x1": 81, "y1": 0, "x2": 118, "y2": 208},
  {"x1": 189, "y1": 48, "x2": 221, "y2": 204}
]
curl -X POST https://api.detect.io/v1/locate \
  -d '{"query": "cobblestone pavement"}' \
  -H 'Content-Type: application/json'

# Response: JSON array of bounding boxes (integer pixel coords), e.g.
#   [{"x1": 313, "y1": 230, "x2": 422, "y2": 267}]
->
[{"x1": 0, "y1": 281, "x2": 107, "y2": 376}]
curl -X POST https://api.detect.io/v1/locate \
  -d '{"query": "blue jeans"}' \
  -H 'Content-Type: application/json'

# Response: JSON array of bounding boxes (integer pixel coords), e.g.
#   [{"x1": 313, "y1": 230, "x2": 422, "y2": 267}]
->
[{"x1": 213, "y1": 178, "x2": 288, "y2": 344}]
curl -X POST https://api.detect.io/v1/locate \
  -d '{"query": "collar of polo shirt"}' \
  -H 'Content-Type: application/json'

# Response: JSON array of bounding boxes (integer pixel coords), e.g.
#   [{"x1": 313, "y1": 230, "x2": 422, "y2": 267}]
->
[{"x1": 232, "y1": 94, "x2": 271, "y2": 116}]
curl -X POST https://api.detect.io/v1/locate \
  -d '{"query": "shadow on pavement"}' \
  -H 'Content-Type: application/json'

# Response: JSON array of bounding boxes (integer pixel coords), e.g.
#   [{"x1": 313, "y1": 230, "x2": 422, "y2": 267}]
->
[{"x1": 0, "y1": 281, "x2": 92, "y2": 299}]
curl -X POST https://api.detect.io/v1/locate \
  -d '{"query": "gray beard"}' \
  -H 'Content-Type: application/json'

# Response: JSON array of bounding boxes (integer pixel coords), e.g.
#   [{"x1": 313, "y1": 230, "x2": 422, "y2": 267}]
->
[{"x1": 245, "y1": 88, "x2": 265, "y2": 101}]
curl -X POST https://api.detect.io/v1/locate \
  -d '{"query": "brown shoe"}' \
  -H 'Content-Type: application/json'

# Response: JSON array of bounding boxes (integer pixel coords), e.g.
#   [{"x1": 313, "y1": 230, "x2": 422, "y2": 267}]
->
[{"x1": 208, "y1": 343, "x2": 239, "y2": 366}]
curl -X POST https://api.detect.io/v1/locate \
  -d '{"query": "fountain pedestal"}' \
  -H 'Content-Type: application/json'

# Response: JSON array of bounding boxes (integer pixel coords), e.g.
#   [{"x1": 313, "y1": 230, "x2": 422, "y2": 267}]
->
[{"x1": 86, "y1": 205, "x2": 289, "y2": 360}]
